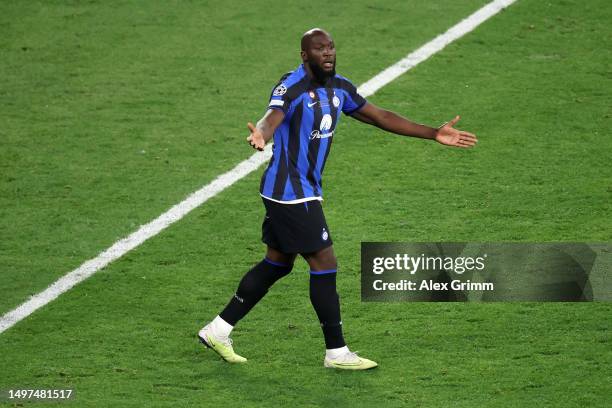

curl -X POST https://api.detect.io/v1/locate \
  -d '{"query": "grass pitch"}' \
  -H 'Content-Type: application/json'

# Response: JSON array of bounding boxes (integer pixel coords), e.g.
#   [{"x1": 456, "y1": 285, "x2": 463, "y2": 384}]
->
[{"x1": 1, "y1": 0, "x2": 611, "y2": 407}]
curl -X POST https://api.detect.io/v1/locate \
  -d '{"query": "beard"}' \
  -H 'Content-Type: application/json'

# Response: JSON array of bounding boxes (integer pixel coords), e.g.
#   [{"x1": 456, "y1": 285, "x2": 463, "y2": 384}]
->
[{"x1": 308, "y1": 60, "x2": 336, "y2": 84}]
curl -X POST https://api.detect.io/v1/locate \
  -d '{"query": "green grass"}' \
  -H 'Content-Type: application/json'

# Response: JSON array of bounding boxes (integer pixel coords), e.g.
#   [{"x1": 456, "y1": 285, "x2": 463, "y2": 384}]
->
[
  {"x1": 1, "y1": 0, "x2": 611, "y2": 407},
  {"x1": 0, "y1": 0, "x2": 487, "y2": 316}
]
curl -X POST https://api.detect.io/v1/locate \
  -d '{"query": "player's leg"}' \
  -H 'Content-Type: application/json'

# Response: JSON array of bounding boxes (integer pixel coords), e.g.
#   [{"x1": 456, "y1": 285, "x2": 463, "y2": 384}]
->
[
  {"x1": 218, "y1": 246, "x2": 296, "y2": 326},
  {"x1": 303, "y1": 246, "x2": 378, "y2": 370},
  {"x1": 199, "y1": 246, "x2": 296, "y2": 363},
  {"x1": 302, "y1": 245, "x2": 344, "y2": 348},
  {"x1": 199, "y1": 196, "x2": 298, "y2": 363}
]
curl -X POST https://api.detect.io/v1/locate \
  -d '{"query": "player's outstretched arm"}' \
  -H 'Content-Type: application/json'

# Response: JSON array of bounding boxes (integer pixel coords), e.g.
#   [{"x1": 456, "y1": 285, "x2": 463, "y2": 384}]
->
[
  {"x1": 350, "y1": 102, "x2": 477, "y2": 148},
  {"x1": 246, "y1": 109, "x2": 285, "y2": 151}
]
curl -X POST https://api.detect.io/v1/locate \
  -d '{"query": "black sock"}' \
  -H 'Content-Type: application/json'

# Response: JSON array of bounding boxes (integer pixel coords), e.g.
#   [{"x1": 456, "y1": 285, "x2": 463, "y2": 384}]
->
[
  {"x1": 309, "y1": 272, "x2": 346, "y2": 349},
  {"x1": 219, "y1": 258, "x2": 293, "y2": 326}
]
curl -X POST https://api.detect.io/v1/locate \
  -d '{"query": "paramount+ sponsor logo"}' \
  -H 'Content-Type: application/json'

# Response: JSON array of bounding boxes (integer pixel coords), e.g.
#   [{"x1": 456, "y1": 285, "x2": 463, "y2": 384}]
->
[{"x1": 310, "y1": 114, "x2": 334, "y2": 140}]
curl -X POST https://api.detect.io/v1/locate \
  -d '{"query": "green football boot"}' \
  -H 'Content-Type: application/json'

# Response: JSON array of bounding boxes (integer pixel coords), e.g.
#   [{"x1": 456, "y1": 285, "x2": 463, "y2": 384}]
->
[
  {"x1": 198, "y1": 325, "x2": 247, "y2": 364},
  {"x1": 324, "y1": 351, "x2": 378, "y2": 370}
]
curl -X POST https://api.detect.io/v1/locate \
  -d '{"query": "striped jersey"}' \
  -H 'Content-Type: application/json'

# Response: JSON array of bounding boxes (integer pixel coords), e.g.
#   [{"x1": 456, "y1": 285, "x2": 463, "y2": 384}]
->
[{"x1": 260, "y1": 64, "x2": 366, "y2": 204}]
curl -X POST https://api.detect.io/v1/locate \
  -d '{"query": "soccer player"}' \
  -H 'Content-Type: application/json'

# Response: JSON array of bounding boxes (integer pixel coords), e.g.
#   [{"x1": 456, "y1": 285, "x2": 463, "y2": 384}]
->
[{"x1": 199, "y1": 28, "x2": 477, "y2": 370}]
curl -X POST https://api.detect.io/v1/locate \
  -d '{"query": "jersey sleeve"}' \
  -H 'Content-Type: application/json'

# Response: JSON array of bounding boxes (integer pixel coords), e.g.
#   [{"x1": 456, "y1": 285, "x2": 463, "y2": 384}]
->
[
  {"x1": 341, "y1": 80, "x2": 367, "y2": 115},
  {"x1": 267, "y1": 78, "x2": 295, "y2": 114}
]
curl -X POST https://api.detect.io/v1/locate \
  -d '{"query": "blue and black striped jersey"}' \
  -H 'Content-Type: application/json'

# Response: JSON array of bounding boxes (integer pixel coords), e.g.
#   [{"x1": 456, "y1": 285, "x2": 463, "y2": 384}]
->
[{"x1": 260, "y1": 64, "x2": 366, "y2": 203}]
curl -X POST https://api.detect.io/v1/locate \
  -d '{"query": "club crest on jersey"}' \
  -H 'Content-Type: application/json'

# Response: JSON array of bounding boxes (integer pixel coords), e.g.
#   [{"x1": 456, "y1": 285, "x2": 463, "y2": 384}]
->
[
  {"x1": 273, "y1": 84, "x2": 287, "y2": 96},
  {"x1": 310, "y1": 114, "x2": 334, "y2": 140},
  {"x1": 332, "y1": 95, "x2": 340, "y2": 107},
  {"x1": 321, "y1": 228, "x2": 329, "y2": 241},
  {"x1": 309, "y1": 91, "x2": 316, "y2": 98}
]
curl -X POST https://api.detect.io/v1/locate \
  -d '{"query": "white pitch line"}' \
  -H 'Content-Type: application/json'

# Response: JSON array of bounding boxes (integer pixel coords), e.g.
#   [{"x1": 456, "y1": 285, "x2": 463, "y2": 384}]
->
[
  {"x1": 0, "y1": 0, "x2": 517, "y2": 335},
  {"x1": 358, "y1": 0, "x2": 517, "y2": 97}
]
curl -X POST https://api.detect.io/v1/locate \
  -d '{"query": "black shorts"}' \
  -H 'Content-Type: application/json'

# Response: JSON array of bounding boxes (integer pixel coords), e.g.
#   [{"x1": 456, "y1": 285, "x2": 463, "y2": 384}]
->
[{"x1": 261, "y1": 198, "x2": 333, "y2": 254}]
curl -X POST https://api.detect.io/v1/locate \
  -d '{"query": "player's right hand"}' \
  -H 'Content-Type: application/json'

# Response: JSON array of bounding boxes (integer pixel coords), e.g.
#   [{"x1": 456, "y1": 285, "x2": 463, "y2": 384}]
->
[{"x1": 247, "y1": 122, "x2": 265, "y2": 151}]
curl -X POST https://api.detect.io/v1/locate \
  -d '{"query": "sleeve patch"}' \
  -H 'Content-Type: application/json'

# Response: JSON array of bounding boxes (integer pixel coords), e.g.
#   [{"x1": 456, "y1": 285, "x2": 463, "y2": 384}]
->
[
  {"x1": 273, "y1": 84, "x2": 287, "y2": 96},
  {"x1": 269, "y1": 99, "x2": 284, "y2": 107}
]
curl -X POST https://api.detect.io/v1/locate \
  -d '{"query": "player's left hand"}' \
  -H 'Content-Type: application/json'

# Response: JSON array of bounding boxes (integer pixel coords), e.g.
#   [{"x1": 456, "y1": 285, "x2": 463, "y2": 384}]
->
[
  {"x1": 246, "y1": 122, "x2": 265, "y2": 151},
  {"x1": 435, "y1": 116, "x2": 477, "y2": 148}
]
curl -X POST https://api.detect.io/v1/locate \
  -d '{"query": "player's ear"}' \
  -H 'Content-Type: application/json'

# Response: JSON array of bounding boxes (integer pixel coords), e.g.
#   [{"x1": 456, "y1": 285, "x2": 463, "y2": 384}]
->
[{"x1": 300, "y1": 50, "x2": 307, "y2": 61}]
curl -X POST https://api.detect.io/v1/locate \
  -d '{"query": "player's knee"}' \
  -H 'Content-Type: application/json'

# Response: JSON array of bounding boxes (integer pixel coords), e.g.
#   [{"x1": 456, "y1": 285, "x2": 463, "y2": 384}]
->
[
  {"x1": 266, "y1": 247, "x2": 296, "y2": 266},
  {"x1": 320, "y1": 250, "x2": 337, "y2": 270},
  {"x1": 275, "y1": 265, "x2": 293, "y2": 279},
  {"x1": 322, "y1": 256, "x2": 337, "y2": 272},
  {"x1": 305, "y1": 246, "x2": 337, "y2": 271}
]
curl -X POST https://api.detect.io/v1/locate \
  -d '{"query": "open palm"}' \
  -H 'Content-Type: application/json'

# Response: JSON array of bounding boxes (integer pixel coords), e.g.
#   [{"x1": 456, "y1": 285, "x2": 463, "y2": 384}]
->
[{"x1": 435, "y1": 116, "x2": 477, "y2": 148}]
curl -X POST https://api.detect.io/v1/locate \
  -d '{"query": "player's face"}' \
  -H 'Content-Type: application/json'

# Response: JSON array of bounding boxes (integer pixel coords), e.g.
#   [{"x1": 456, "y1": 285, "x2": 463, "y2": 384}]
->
[
  {"x1": 303, "y1": 34, "x2": 336, "y2": 74},
  {"x1": 308, "y1": 35, "x2": 336, "y2": 72}
]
